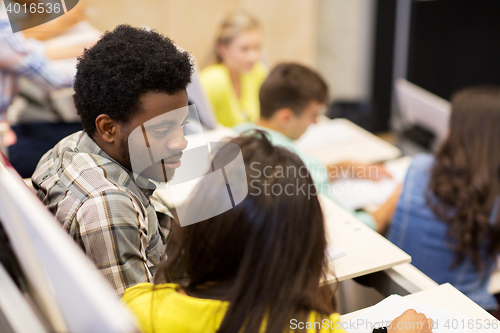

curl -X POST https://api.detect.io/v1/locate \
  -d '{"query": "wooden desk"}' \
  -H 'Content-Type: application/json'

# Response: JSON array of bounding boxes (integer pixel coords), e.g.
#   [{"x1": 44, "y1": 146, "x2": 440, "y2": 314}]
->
[
  {"x1": 156, "y1": 128, "x2": 411, "y2": 284},
  {"x1": 297, "y1": 118, "x2": 401, "y2": 165},
  {"x1": 182, "y1": 118, "x2": 402, "y2": 171},
  {"x1": 341, "y1": 283, "x2": 497, "y2": 322},
  {"x1": 319, "y1": 195, "x2": 411, "y2": 283}
]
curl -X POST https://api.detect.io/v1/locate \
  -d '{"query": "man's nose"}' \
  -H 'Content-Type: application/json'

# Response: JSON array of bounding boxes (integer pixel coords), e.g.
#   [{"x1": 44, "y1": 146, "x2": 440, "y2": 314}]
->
[{"x1": 167, "y1": 132, "x2": 188, "y2": 151}]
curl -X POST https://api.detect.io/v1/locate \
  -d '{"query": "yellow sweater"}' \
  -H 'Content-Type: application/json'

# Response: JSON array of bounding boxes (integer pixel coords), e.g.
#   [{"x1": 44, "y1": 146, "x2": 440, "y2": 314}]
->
[
  {"x1": 200, "y1": 62, "x2": 268, "y2": 127},
  {"x1": 122, "y1": 283, "x2": 347, "y2": 333}
]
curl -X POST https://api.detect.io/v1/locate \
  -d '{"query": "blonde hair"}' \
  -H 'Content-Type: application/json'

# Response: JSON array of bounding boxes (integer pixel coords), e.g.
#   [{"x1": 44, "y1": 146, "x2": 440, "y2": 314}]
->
[{"x1": 204, "y1": 11, "x2": 261, "y2": 67}]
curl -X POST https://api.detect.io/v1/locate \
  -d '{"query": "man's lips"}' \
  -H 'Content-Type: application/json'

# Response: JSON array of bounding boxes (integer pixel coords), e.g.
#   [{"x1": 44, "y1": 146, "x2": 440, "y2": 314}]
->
[
  {"x1": 162, "y1": 153, "x2": 183, "y2": 169},
  {"x1": 162, "y1": 159, "x2": 181, "y2": 169}
]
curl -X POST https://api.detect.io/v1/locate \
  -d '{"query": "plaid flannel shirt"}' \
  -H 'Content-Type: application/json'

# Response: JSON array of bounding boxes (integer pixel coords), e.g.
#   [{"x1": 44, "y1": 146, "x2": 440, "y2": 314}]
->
[
  {"x1": 32, "y1": 131, "x2": 171, "y2": 296},
  {"x1": 0, "y1": 9, "x2": 72, "y2": 119}
]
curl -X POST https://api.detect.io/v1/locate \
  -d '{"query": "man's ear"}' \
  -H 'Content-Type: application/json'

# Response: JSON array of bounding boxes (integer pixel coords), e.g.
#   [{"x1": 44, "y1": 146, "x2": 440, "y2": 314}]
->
[
  {"x1": 275, "y1": 108, "x2": 295, "y2": 125},
  {"x1": 95, "y1": 114, "x2": 118, "y2": 144}
]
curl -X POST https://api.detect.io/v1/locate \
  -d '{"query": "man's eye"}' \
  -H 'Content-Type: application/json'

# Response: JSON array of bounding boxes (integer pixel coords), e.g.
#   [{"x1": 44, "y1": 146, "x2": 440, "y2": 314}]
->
[
  {"x1": 153, "y1": 128, "x2": 169, "y2": 135},
  {"x1": 181, "y1": 120, "x2": 189, "y2": 128}
]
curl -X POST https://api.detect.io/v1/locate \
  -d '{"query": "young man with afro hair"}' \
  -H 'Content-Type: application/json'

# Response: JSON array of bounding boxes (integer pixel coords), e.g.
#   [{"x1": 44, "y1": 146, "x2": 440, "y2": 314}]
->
[{"x1": 32, "y1": 25, "x2": 193, "y2": 296}]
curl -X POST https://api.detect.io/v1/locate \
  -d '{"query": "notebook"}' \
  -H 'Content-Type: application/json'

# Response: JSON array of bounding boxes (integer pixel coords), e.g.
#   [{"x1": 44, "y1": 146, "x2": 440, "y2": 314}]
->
[
  {"x1": 345, "y1": 294, "x2": 496, "y2": 333},
  {"x1": 328, "y1": 157, "x2": 412, "y2": 211}
]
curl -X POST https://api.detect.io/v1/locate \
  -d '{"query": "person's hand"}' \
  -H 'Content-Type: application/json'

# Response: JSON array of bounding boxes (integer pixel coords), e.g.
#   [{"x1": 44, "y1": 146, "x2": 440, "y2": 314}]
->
[
  {"x1": 350, "y1": 162, "x2": 393, "y2": 181},
  {"x1": 46, "y1": 41, "x2": 95, "y2": 60},
  {"x1": 0, "y1": 122, "x2": 17, "y2": 147},
  {"x1": 327, "y1": 161, "x2": 393, "y2": 181},
  {"x1": 388, "y1": 309, "x2": 433, "y2": 333},
  {"x1": 355, "y1": 163, "x2": 392, "y2": 181}
]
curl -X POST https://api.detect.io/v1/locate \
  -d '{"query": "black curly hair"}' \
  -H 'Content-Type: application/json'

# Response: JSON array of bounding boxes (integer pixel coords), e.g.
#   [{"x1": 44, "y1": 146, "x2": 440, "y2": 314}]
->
[{"x1": 73, "y1": 25, "x2": 193, "y2": 136}]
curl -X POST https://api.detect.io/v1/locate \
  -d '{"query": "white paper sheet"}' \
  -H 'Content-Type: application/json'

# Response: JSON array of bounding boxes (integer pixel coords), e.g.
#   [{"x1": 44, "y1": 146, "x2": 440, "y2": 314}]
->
[
  {"x1": 329, "y1": 157, "x2": 412, "y2": 210},
  {"x1": 345, "y1": 294, "x2": 497, "y2": 333},
  {"x1": 295, "y1": 121, "x2": 357, "y2": 149},
  {"x1": 326, "y1": 245, "x2": 347, "y2": 262}
]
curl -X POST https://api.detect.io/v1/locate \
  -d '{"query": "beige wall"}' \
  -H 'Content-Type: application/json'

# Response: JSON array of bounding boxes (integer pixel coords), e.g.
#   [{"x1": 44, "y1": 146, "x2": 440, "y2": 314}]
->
[
  {"x1": 85, "y1": 0, "x2": 374, "y2": 101},
  {"x1": 85, "y1": 0, "x2": 318, "y2": 68},
  {"x1": 317, "y1": 0, "x2": 376, "y2": 100}
]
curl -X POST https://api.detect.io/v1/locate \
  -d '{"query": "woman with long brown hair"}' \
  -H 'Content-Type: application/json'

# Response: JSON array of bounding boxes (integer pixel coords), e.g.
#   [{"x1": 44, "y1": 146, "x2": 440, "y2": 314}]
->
[
  {"x1": 123, "y1": 132, "x2": 432, "y2": 333},
  {"x1": 389, "y1": 87, "x2": 500, "y2": 311}
]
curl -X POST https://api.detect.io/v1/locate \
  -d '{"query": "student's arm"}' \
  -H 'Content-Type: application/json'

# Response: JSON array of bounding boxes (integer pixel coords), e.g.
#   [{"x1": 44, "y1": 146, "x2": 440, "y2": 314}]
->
[
  {"x1": 325, "y1": 160, "x2": 401, "y2": 233},
  {"x1": 45, "y1": 42, "x2": 93, "y2": 60},
  {"x1": 370, "y1": 184, "x2": 402, "y2": 233},
  {"x1": 199, "y1": 67, "x2": 235, "y2": 127},
  {"x1": 73, "y1": 191, "x2": 159, "y2": 296},
  {"x1": 199, "y1": 68, "x2": 221, "y2": 111},
  {"x1": 22, "y1": 3, "x2": 87, "y2": 41},
  {"x1": 0, "y1": 28, "x2": 72, "y2": 89},
  {"x1": 327, "y1": 161, "x2": 392, "y2": 181},
  {"x1": 22, "y1": 3, "x2": 94, "y2": 59}
]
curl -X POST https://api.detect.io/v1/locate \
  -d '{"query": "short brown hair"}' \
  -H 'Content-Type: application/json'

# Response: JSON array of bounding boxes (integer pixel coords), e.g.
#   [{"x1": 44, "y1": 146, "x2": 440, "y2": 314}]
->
[{"x1": 259, "y1": 63, "x2": 328, "y2": 119}]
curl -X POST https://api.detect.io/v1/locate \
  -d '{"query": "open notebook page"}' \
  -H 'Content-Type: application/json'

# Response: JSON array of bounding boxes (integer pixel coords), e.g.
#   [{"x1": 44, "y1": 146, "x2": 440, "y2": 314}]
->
[
  {"x1": 328, "y1": 157, "x2": 412, "y2": 211},
  {"x1": 345, "y1": 294, "x2": 496, "y2": 333}
]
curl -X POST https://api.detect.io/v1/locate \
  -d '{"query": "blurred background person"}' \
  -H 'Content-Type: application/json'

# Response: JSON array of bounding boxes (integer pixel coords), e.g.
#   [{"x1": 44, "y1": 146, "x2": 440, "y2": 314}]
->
[
  {"x1": 235, "y1": 63, "x2": 399, "y2": 232},
  {"x1": 388, "y1": 87, "x2": 500, "y2": 311},
  {"x1": 200, "y1": 11, "x2": 267, "y2": 128},
  {"x1": 0, "y1": 0, "x2": 94, "y2": 177}
]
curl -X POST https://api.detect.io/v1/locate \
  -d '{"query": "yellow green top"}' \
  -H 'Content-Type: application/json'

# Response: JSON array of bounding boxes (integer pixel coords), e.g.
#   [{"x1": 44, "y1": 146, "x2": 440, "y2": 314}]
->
[
  {"x1": 200, "y1": 62, "x2": 268, "y2": 127},
  {"x1": 122, "y1": 282, "x2": 347, "y2": 333}
]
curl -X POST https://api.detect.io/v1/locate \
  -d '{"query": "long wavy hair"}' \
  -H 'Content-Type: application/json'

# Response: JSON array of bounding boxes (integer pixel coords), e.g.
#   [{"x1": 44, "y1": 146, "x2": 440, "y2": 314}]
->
[
  {"x1": 428, "y1": 87, "x2": 500, "y2": 271},
  {"x1": 154, "y1": 131, "x2": 336, "y2": 333}
]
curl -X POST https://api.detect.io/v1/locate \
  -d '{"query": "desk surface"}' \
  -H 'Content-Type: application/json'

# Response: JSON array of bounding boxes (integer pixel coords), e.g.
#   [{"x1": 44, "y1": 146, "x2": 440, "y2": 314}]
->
[
  {"x1": 341, "y1": 283, "x2": 497, "y2": 322},
  {"x1": 156, "y1": 126, "x2": 411, "y2": 283},
  {"x1": 319, "y1": 195, "x2": 411, "y2": 283},
  {"x1": 297, "y1": 118, "x2": 402, "y2": 165},
  {"x1": 184, "y1": 118, "x2": 400, "y2": 165}
]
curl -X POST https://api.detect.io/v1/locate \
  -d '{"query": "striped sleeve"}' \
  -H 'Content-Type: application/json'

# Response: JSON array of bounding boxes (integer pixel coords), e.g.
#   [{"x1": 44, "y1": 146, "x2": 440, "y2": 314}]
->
[
  {"x1": 0, "y1": 31, "x2": 72, "y2": 88},
  {"x1": 0, "y1": 14, "x2": 72, "y2": 117}
]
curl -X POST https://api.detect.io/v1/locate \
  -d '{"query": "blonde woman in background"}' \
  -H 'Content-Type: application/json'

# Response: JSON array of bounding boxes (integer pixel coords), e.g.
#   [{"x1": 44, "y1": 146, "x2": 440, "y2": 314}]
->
[{"x1": 200, "y1": 11, "x2": 268, "y2": 128}]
